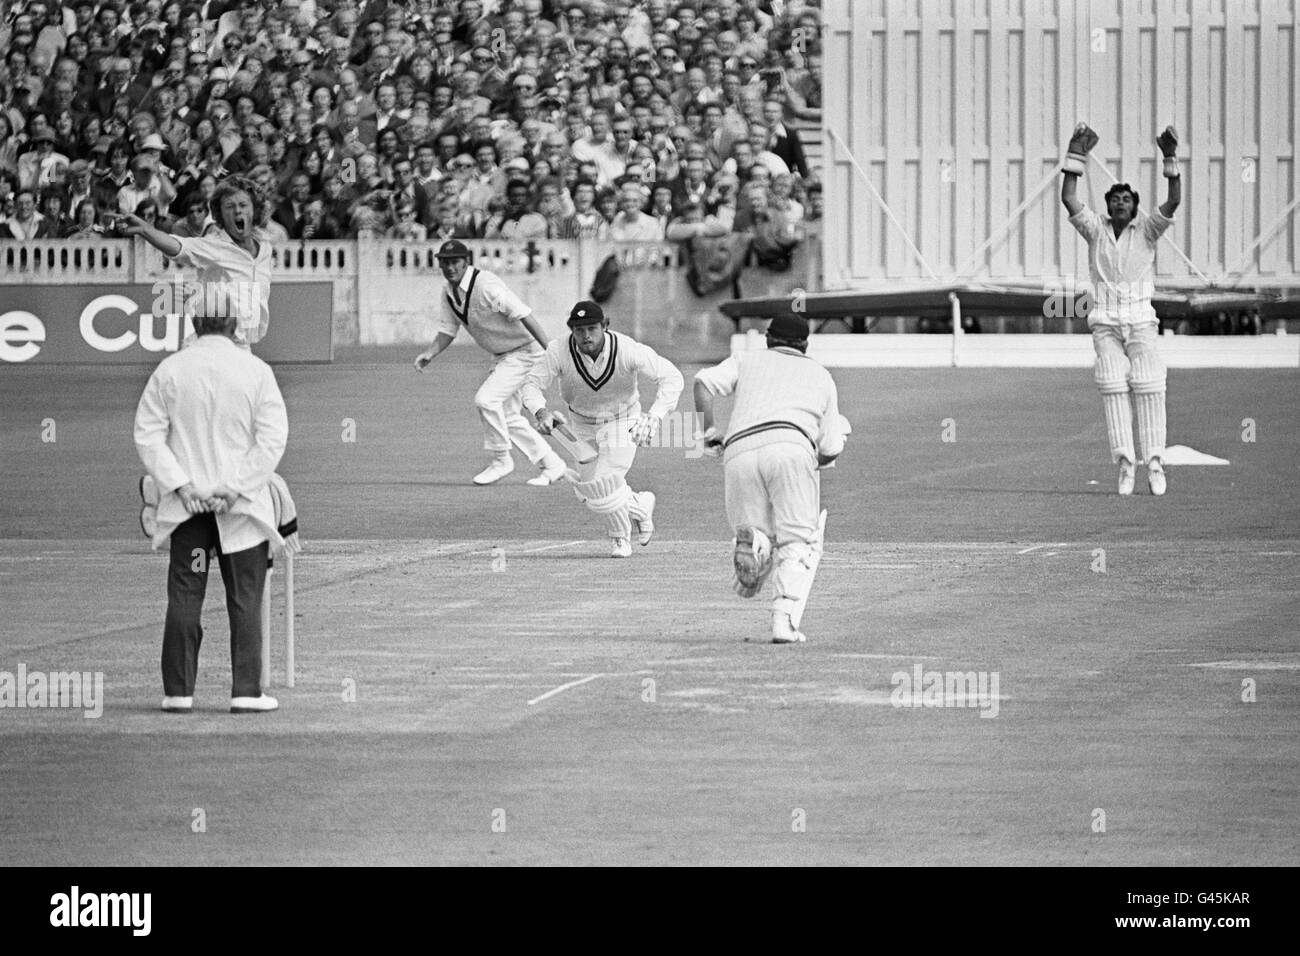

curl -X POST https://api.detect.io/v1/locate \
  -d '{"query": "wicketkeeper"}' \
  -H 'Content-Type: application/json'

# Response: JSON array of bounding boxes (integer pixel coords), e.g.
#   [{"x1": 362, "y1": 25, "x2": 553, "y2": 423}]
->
[{"x1": 1061, "y1": 122, "x2": 1182, "y2": 495}]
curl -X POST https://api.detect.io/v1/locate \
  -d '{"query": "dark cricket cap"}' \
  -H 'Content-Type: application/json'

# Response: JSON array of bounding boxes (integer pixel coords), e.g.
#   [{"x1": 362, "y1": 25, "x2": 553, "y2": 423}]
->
[
  {"x1": 767, "y1": 313, "x2": 809, "y2": 340},
  {"x1": 567, "y1": 300, "x2": 605, "y2": 326},
  {"x1": 435, "y1": 239, "x2": 471, "y2": 260}
]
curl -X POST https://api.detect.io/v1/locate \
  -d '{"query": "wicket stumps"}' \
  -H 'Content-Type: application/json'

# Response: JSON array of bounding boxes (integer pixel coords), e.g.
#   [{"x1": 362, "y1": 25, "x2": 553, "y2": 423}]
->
[{"x1": 260, "y1": 554, "x2": 296, "y2": 690}]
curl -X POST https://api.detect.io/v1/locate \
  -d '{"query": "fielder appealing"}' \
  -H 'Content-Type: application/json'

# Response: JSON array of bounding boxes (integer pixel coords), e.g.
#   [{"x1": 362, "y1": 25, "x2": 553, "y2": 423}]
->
[
  {"x1": 1061, "y1": 123, "x2": 1182, "y2": 496},
  {"x1": 693, "y1": 314, "x2": 849, "y2": 643},
  {"x1": 115, "y1": 176, "x2": 272, "y2": 349},
  {"x1": 520, "y1": 300, "x2": 684, "y2": 558},
  {"x1": 415, "y1": 239, "x2": 567, "y2": 486}
]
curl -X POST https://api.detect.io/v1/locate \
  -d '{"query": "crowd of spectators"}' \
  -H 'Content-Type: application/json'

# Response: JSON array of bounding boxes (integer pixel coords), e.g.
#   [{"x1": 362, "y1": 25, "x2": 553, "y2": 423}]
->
[{"x1": 0, "y1": 0, "x2": 823, "y2": 260}]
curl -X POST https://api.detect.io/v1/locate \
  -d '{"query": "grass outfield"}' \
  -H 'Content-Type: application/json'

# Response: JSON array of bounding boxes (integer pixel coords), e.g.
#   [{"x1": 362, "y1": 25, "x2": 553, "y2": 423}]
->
[{"x1": 1, "y1": 356, "x2": 1297, "y2": 865}]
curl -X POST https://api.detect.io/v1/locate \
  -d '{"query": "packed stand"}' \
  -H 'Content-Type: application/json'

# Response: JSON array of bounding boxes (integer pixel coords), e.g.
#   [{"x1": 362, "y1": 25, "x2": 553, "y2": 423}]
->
[{"x1": 0, "y1": 0, "x2": 823, "y2": 273}]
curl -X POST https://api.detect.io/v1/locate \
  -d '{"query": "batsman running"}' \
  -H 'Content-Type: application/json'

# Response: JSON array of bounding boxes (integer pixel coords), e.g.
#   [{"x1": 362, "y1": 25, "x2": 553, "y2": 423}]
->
[
  {"x1": 693, "y1": 314, "x2": 849, "y2": 644},
  {"x1": 1061, "y1": 122, "x2": 1182, "y2": 495},
  {"x1": 415, "y1": 239, "x2": 567, "y2": 486},
  {"x1": 520, "y1": 300, "x2": 684, "y2": 558}
]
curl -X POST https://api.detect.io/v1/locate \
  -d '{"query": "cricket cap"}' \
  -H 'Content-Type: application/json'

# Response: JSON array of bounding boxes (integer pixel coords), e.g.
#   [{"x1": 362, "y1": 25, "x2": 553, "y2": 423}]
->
[
  {"x1": 435, "y1": 239, "x2": 471, "y2": 260},
  {"x1": 767, "y1": 313, "x2": 809, "y2": 341},
  {"x1": 567, "y1": 300, "x2": 605, "y2": 327}
]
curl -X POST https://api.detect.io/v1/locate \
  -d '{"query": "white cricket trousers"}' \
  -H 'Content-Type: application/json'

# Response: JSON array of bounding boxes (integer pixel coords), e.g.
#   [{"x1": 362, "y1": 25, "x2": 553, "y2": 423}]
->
[
  {"x1": 476, "y1": 345, "x2": 551, "y2": 462},
  {"x1": 723, "y1": 432, "x2": 821, "y2": 551},
  {"x1": 566, "y1": 405, "x2": 641, "y2": 482}
]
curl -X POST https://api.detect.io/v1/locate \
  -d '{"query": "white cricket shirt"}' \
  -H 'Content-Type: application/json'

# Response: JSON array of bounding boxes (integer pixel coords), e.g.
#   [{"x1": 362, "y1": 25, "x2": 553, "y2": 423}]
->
[
  {"x1": 520, "y1": 330, "x2": 684, "y2": 422},
  {"x1": 695, "y1": 347, "x2": 844, "y2": 459},
  {"x1": 170, "y1": 232, "x2": 273, "y2": 346},
  {"x1": 435, "y1": 266, "x2": 537, "y2": 356},
  {"x1": 1068, "y1": 206, "x2": 1174, "y2": 327}
]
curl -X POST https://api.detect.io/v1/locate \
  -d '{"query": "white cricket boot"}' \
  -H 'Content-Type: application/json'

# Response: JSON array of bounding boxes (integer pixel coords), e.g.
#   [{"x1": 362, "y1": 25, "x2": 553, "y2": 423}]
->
[
  {"x1": 160, "y1": 695, "x2": 193, "y2": 713},
  {"x1": 1117, "y1": 457, "x2": 1136, "y2": 496},
  {"x1": 526, "y1": 451, "x2": 567, "y2": 486},
  {"x1": 632, "y1": 491, "x2": 656, "y2": 546},
  {"x1": 610, "y1": 537, "x2": 632, "y2": 558},
  {"x1": 473, "y1": 454, "x2": 515, "y2": 485},
  {"x1": 770, "y1": 611, "x2": 807, "y2": 644},
  {"x1": 1147, "y1": 458, "x2": 1167, "y2": 496},
  {"x1": 230, "y1": 694, "x2": 279, "y2": 713},
  {"x1": 733, "y1": 526, "x2": 773, "y2": 598}
]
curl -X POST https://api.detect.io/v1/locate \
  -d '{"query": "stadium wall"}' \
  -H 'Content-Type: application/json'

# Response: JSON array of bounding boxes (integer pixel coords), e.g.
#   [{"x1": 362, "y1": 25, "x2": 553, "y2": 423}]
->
[
  {"x1": 0, "y1": 237, "x2": 816, "y2": 362},
  {"x1": 821, "y1": 0, "x2": 1300, "y2": 289}
]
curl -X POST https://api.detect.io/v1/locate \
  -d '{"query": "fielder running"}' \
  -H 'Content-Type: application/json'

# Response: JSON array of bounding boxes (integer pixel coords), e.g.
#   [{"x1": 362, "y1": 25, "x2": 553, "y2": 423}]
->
[
  {"x1": 520, "y1": 300, "x2": 684, "y2": 558},
  {"x1": 1061, "y1": 122, "x2": 1182, "y2": 496},
  {"x1": 415, "y1": 239, "x2": 567, "y2": 486},
  {"x1": 693, "y1": 314, "x2": 849, "y2": 643}
]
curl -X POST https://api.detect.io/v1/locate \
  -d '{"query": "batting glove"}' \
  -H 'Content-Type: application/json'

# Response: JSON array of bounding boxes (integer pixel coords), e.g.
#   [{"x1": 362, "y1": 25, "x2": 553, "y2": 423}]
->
[
  {"x1": 629, "y1": 413, "x2": 658, "y2": 447},
  {"x1": 1063, "y1": 123, "x2": 1099, "y2": 175},
  {"x1": 534, "y1": 408, "x2": 558, "y2": 434},
  {"x1": 695, "y1": 426, "x2": 724, "y2": 459}
]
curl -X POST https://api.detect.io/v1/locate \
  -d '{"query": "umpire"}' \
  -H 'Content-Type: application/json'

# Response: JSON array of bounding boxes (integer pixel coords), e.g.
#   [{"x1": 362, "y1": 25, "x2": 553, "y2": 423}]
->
[{"x1": 134, "y1": 314, "x2": 289, "y2": 714}]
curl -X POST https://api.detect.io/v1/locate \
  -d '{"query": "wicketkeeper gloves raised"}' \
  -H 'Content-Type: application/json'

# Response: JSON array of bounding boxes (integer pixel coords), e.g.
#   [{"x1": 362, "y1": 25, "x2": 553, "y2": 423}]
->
[
  {"x1": 1063, "y1": 123, "x2": 1099, "y2": 175},
  {"x1": 1157, "y1": 125, "x2": 1180, "y2": 177}
]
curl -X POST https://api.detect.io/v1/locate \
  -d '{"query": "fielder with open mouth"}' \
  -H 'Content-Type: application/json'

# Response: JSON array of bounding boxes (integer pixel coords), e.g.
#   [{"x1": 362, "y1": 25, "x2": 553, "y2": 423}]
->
[{"x1": 111, "y1": 175, "x2": 272, "y2": 349}]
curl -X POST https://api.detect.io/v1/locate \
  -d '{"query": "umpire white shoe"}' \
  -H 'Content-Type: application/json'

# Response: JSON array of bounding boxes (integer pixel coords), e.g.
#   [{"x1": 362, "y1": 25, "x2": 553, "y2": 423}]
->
[
  {"x1": 526, "y1": 451, "x2": 567, "y2": 486},
  {"x1": 733, "y1": 526, "x2": 773, "y2": 598},
  {"x1": 230, "y1": 694, "x2": 279, "y2": 714},
  {"x1": 633, "y1": 492, "x2": 656, "y2": 546},
  {"x1": 770, "y1": 611, "x2": 807, "y2": 644},
  {"x1": 160, "y1": 696, "x2": 192, "y2": 713},
  {"x1": 1147, "y1": 459, "x2": 1167, "y2": 496},
  {"x1": 610, "y1": 537, "x2": 632, "y2": 558},
  {"x1": 1117, "y1": 458, "x2": 1136, "y2": 496},
  {"x1": 473, "y1": 455, "x2": 515, "y2": 485}
]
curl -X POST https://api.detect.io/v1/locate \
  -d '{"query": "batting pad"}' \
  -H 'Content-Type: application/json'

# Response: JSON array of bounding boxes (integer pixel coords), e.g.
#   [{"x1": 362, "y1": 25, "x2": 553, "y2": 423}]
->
[
  {"x1": 1093, "y1": 353, "x2": 1131, "y2": 394},
  {"x1": 1101, "y1": 392, "x2": 1136, "y2": 464},
  {"x1": 574, "y1": 472, "x2": 633, "y2": 539},
  {"x1": 1134, "y1": 391, "x2": 1167, "y2": 464},
  {"x1": 627, "y1": 490, "x2": 652, "y2": 524},
  {"x1": 1128, "y1": 350, "x2": 1167, "y2": 394},
  {"x1": 771, "y1": 510, "x2": 827, "y2": 630}
]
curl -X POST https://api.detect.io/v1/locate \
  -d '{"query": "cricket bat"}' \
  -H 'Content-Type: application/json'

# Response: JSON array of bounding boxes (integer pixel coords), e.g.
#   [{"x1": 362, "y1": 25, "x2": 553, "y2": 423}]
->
[{"x1": 551, "y1": 421, "x2": 598, "y2": 465}]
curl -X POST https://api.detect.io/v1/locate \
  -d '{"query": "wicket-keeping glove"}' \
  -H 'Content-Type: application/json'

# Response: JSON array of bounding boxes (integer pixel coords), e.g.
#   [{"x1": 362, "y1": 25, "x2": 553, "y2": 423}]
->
[
  {"x1": 1063, "y1": 123, "x2": 1099, "y2": 175},
  {"x1": 1157, "y1": 126, "x2": 1180, "y2": 177}
]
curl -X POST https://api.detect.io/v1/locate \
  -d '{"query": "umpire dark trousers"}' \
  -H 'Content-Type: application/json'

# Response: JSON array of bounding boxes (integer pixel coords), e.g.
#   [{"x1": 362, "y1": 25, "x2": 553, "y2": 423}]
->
[{"x1": 163, "y1": 512, "x2": 269, "y2": 698}]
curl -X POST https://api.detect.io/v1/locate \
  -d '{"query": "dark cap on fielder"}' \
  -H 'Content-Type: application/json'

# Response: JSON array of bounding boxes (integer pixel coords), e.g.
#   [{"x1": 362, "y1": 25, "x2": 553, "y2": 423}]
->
[
  {"x1": 435, "y1": 239, "x2": 471, "y2": 260},
  {"x1": 768, "y1": 313, "x2": 809, "y2": 340},
  {"x1": 567, "y1": 300, "x2": 605, "y2": 327}
]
